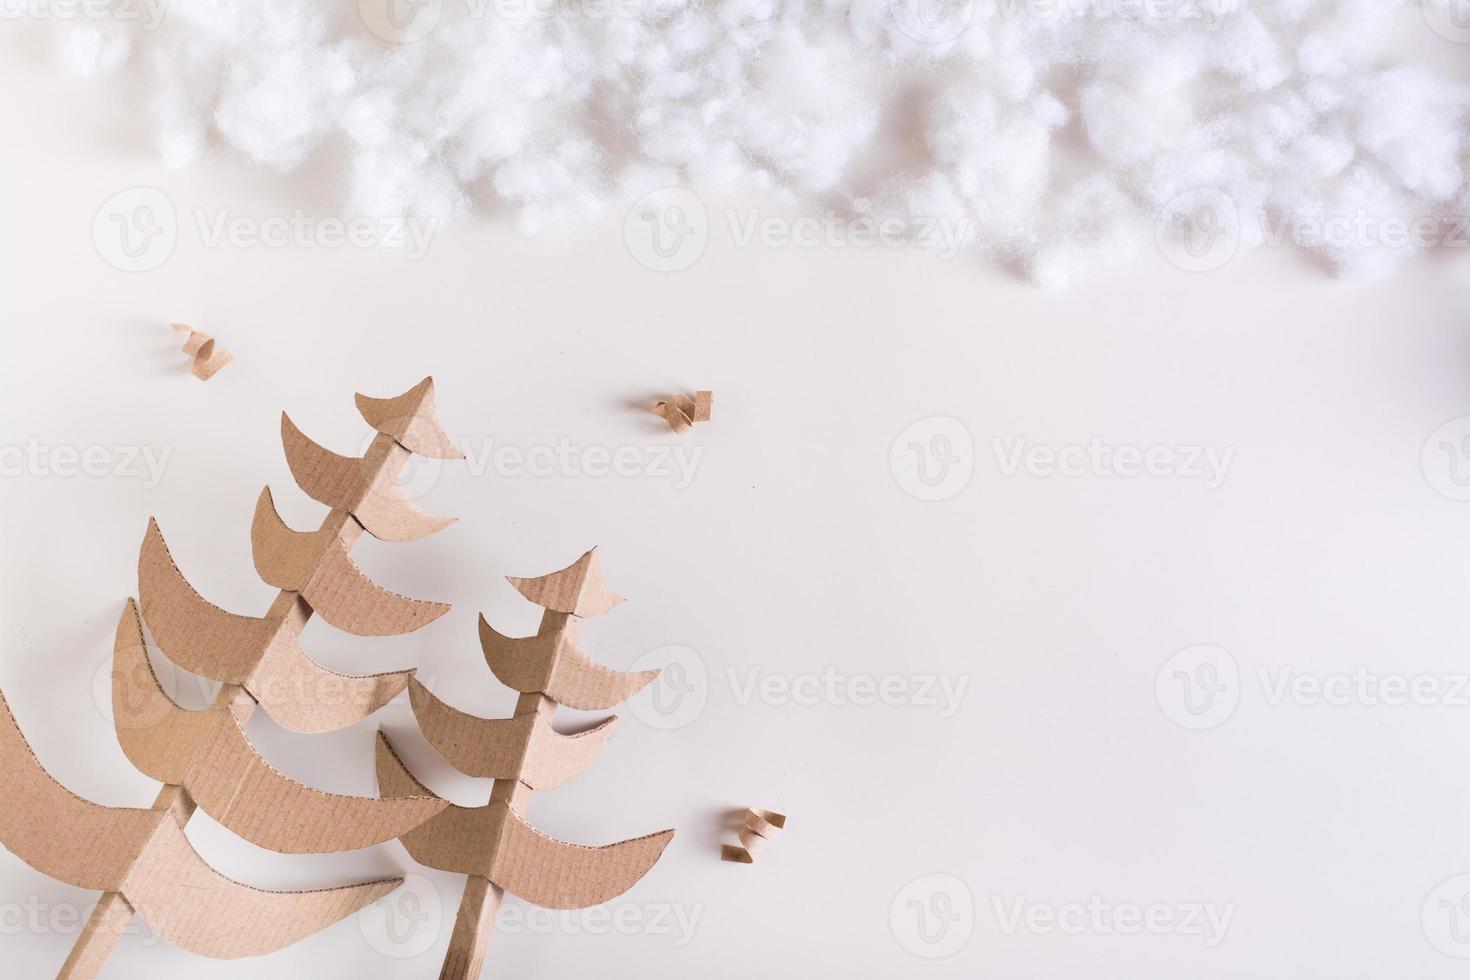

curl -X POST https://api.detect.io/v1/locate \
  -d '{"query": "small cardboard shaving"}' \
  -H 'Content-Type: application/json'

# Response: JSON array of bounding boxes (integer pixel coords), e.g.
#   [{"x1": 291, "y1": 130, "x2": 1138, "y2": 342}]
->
[
  {"x1": 171, "y1": 323, "x2": 232, "y2": 381},
  {"x1": 651, "y1": 389, "x2": 713, "y2": 435},
  {"x1": 724, "y1": 808, "x2": 787, "y2": 864}
]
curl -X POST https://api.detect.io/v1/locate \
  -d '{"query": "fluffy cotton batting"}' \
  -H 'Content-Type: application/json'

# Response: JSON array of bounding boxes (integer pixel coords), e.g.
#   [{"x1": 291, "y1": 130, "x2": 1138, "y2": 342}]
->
[{"x1": 39, "y1": 0, "x2": 1470, "y2": 284}]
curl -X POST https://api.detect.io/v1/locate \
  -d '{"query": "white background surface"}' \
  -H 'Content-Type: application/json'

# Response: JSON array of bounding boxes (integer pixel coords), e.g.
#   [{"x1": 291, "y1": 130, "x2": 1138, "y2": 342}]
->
[{"x1": 5, "y1": 17, "x2": 1470, "y2": 980}]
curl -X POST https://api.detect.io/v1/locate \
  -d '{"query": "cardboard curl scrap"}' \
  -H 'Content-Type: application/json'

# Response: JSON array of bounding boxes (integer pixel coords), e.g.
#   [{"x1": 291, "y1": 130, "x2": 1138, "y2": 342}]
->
[
  {"x1": 723, "y1": 808, "x2": 788, "y2": 864},
  {"x1": 377, "y1": 548, "x2": 675, "y2": 980},
  {"x1": 0, "y1": 377, "x2": 461, "y2": 978},
  {"x1": 171, "y1": 323, "x2": 232, "y2": 380},
  {"x1": 651, "y1": 389, "x2": 712, "y2": 435}
]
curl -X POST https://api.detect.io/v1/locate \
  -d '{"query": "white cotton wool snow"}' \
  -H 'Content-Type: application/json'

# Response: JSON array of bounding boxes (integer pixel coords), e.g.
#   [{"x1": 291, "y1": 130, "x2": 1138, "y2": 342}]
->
[{"x1": 40, "y1": 0, "x2": 1470, "y2": 284}]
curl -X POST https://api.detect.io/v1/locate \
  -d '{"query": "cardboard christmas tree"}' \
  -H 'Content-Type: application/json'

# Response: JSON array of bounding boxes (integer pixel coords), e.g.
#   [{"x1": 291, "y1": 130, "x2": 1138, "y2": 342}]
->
[
  {"x1": 377, "y1": 548, "x2": 674, "y2": 979},
  {"x1": 0, "y1": 378, "x2": 461, "y2": 977}
]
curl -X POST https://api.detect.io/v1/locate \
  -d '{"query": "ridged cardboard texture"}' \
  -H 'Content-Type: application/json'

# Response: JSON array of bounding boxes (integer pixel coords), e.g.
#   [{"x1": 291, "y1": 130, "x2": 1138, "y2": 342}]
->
[
  {"x1": 375, "y1": 548, "x2": 676, "y2": 979},
  {"x1": 0, "y1": 379, "x2": 462, "y2": 977}
]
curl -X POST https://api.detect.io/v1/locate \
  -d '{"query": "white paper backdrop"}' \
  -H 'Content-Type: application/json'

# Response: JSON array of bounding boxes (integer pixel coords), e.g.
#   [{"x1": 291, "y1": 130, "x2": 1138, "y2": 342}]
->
[{"x1": 4, "y1": 22, "x2": 1470, "y2": 980}]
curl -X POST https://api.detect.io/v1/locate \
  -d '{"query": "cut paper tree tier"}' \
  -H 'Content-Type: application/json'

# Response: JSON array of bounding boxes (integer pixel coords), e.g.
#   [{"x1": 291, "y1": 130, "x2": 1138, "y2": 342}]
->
[
  {"x1": 378, "y1": 547, "x2": 674, "y2": 979},
  {"x1": 0, "y1": 378, "x2": 462, "y2": 978}
]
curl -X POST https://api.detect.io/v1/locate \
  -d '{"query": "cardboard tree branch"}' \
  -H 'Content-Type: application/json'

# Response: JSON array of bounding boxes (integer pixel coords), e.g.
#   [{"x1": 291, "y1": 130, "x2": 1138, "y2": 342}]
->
[
  {"x1": 376, "y1": 548, "x2": 675, "y2": 979},
  {"x1": 0, "y1": 378, "x2": 461, "y2": 978},
  {"x1": 0, "y1": 692, "x2": 398, "y2": 967}
]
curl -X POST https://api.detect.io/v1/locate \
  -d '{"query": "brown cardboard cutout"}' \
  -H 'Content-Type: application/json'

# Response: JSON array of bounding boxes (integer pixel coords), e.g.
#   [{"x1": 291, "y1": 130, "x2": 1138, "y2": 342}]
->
[
  {"x1": 112, "y1": 600, "x2": 447, "y2": 853},
  {"x1": 34, "y1": 380, "x2": 461, "y2": 977},
  {"x1": 408, "y1": 677, "x2": 615, "y2": 788},
  {"x1": 251, "y1": 487, "x2": 451, "y2": 635},
  {"x1": 651, "y1": 390, "x2": 712, "y2": 434},
  {"x1": 478, "y1": 615, "x2": 659, "y2": 711},
  {"x1": 377, "y1": 733, "x2": 672, "y2": 908},
  {"x1": 506, "y1": 548, "x2": 623, "y2": 618},
  {"x1": 0, "y1": 690, "x2": 398, "y2": 959},
  {"x1": 139, "y1": 521, "x2": 412, "y2": 732},
  {"x1": 355, "y1": 376, "x2": 464, "y2": 460},
  {"x1": 376, "y1": 549, "x2": 676, "y2": 978},
  {"x1": 281, "y1": 413, "x2": 455, "y2": 542},
  {"x1": 171, "y1": 323, "x2": 233, "y2": 381},
  {"x1": 724, "y1": 808, "x2": 787, "y2": 863}
]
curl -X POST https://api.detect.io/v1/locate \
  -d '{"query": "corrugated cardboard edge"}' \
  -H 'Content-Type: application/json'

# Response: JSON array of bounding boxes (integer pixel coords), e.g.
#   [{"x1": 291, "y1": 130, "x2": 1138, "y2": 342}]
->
[
  {"x1": 281, "y1": 412, "x2": 456, "y2": 542},
  {"x1": 478, "y1": 615, "x2": 659, "y2": 711},
  {"x1": 506, "y1": 548, "x2": 623, "y2": 618},
  {"x1": 355, "y1": 377, "x2": 464, "y2": 460},
  {"x1": 114, "y1": 601, "x2": 447, "y2": 854},
  {"x1": 0, "y1": 688, "x2": 402, "y2": 958},
  {"x1": 375, "y1": 732, "x2": 673, "y2": 908},
  {"x1": 408, "y1": 677, "x2": 616, "y2": 788},
  {"x1": 251, "y1": 486, "x2": 451, "y2": 636},
  {"x1": 139, "y1": 525, "x2": 414, "y2": 732}
]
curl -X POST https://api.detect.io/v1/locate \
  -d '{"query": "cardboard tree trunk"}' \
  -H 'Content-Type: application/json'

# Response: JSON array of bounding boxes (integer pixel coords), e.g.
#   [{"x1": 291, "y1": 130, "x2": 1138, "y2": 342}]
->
[
  {"x1": 376, "y1": 548, "x2": 675, "y2": 979},
  {"x1": 0, "y1": 379, "x2": 461, "y2": 977}
]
